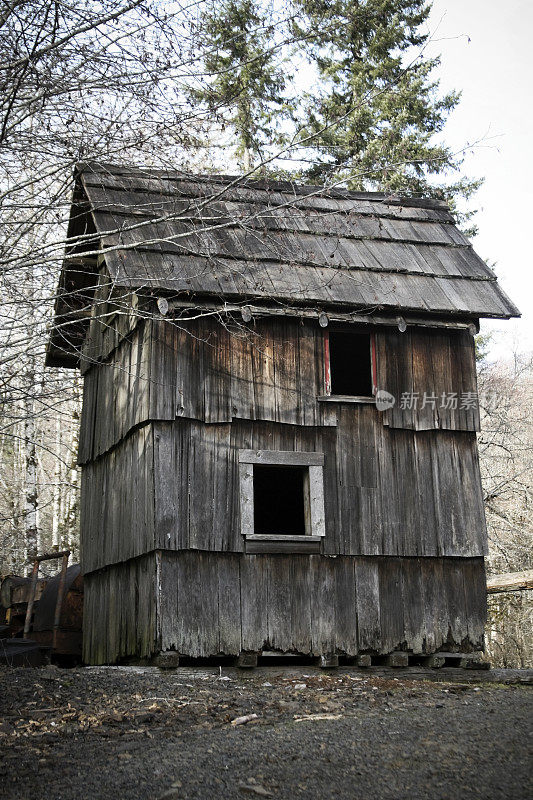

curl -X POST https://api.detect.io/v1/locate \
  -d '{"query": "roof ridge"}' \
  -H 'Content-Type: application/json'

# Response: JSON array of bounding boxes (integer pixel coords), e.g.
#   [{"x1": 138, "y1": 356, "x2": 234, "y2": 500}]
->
[{"x1": 75, "y1": 161, "x2": 451, "y2": 211}]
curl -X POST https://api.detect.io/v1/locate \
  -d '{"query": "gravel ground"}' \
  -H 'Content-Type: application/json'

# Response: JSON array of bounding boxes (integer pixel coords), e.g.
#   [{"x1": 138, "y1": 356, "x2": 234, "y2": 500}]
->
[{"x1": 1, "y1": 665, "x2": 531, "y2": 800}]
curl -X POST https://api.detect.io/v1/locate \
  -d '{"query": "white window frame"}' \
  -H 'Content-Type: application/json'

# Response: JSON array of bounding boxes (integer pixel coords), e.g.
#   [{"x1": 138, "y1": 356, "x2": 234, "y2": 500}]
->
[{"x1": 238, "y1": 450, "x2": 326, "y2": 549}]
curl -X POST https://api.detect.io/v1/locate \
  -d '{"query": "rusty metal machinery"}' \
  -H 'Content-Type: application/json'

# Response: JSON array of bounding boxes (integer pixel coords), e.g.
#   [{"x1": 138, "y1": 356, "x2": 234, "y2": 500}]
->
[{"x1": 1, "y1": 552, "x2": 84, "y2": 663}]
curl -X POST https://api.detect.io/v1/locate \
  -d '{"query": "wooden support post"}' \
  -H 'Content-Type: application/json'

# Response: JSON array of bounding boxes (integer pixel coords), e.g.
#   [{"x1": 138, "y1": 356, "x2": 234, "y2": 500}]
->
[
  {"x1": 385, "y1": 652, "x2": 409, "y2": 668},
  {"x1": 320, "y1": 653, "x2": 339, "y2": 669},
  {"x1": 487, "y1": 569, "x2": 533, "y2": 594},
  {"x1": 426, "y1": 654, "x2": 446, "y2": 669},
  {"x1": 356, "y1": 654, "x2": 372, "y2": 668},
  {"x1": 459, "y1": 652, "x2": 490, "y2": 670},
  {"x1": 52, "y1": 552, "x2": 70, "y2": 651},
  {"x1": 236, "y1": 651, "x2": 258, "y2": 669},
  {"x1": 23, "y1": 560, "x2": 40, "y2": 639},
  {"x1": 154, "y1": 652, "x2": 180, "y2": 669}
]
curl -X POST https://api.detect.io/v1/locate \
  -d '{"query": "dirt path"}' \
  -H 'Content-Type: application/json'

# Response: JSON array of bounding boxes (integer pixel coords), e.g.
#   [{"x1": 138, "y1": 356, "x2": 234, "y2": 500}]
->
[{"x1": 1, "y1": 665, "x2": 531, "y2": 800}]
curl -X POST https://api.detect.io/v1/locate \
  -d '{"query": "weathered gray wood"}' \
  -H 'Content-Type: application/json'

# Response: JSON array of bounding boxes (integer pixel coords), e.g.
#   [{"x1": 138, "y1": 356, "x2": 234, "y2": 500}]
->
[
  {"x1": 71, "y1": 198, "x2": 492, "y2": 671},
  {"x1": 379, "y1": 328, "x2": 480, "y2": 433},
  {"x1": 401, "y1": 558, "x2": 425, "y2": 654},
  {"x1": 308, "y1": 465, "x2": 326, "y2": 537},
  {"x1": 463, "y1": 557, "x2": 487, "y2": 650},
  {"x1": 238, "y1": 462, "x2": 255, "y2": 539},
  {"x1": 80, "y1": 424, "x2": 155, "y2": 574},
  {"x1": 245, "y1": 535, "x2": 322, "y2": 541},
  {"x1": 82, "y1": 412, "x2": 488, "y2": 564},
  {"x1": 236, "y1": 651, "x2": 258, "y2": 668},
  {"x1": 310, "y1": 555, "x2": 336, "y2": 656},
  {"x1": 487, "y1": 569, "x2": 533, "y2": 594},
  {"x1": 240, "y1": 555, "x2": 268, "y2": 653},
  {"x1": 334, "y1": 557, "x2": 358, "y2": 655},
  {"x1": 379, "y1": 558, "x2": 405, "y2": 654},
  {"x1": 83, "y1": 553, "x2": 157, "y2": 665},
  {"x1": 217, "y1": 555, "x2": 242, "y2": 655},
  {"x1": 83, "y1": 553, "x2": 488, "y2": 664},
  {"x1": 289, "y1": 555, "x2": 313, "y2": 654},
  {"x1": 51, "y1": 165, "x2": 518, "y2": 372},
  {"x1": 386, "y1": 652, "x2": 409, "y2": 667},
  {"x1": 245, "y1": 537, "x2": 321, "y2": 554},
  {"x1": 239, "y1": 449, "x2": 324, "y2": 465},
  {"x1": 354, "y1": 559, "x2": 381, "y2": 652}
]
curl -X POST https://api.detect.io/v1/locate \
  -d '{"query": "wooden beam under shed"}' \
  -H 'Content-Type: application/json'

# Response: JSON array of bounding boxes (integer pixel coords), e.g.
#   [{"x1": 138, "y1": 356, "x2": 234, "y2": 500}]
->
[
  {"x1": 487, "y1": 570, "x2": 533, "y2": 594},
  {"x1": 164, "y1": 297, "x2": 480, "y2": 331}
]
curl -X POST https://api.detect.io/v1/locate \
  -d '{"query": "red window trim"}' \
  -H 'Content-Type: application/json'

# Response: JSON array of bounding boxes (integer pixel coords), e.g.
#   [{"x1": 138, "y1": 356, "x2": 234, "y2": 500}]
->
[
  {"x1": 323, "y1": 329, "x2": 377, "y2": 397},
  {"x1": 370, "y1": 333, "x2": 377, "y2": 396},
  {"x1": 324, "y1": 329, "x2": 332, "y2": 395}
]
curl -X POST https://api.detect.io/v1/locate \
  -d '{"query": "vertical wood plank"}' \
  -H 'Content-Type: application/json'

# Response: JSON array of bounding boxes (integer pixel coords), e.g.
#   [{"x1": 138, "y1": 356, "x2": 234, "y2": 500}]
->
[
  {"x1": 354, "y1": 558, "x2": 381, "y2": 652},
  {"x1": 310, "y1": 555, "x2": 336, "y2": 655},
  {"x1": 240, "y1": 554, "x2": 268, "y2": 652},
  {"x1": 217, "y1": 554, "x2": 242, "y2": 655}
]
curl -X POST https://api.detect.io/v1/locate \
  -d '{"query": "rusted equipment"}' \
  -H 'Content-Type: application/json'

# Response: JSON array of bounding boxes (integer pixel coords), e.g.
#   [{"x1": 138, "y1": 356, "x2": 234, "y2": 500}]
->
[
  {"x1": 1, "y1": 555, "x2": 84, "y2": 663},
  {"x1": 1, "y1": 575, "x2": 46, "y2": 608},
  {"x1": 32, "y1": 564, "x2": 83, "y2": 656},
  {"x1": 0, "y1": 575, "x2": 48, "y2": 636},
  {"x1": 23, "y1": 550, "x2": 70, "y2": 647}
]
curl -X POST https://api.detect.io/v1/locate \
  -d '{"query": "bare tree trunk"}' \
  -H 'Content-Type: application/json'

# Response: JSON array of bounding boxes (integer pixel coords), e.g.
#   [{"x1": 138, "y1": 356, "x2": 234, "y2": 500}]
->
[
  {"x1": 62, "y1": 382, "x2": 81, "y2": 553},
  {"x1": 51, "y1": 415, "x2": 62, "y2": 549},
  {"x1": 23, "y1": 387, "x2": 39, "y2": 573}
]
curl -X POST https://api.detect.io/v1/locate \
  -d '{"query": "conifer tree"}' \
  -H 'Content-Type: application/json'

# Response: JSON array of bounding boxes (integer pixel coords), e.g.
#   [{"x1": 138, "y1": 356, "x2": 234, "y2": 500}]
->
[
  {"x1": 192, "y1": 0, "x2": 288, "y2": 170},
  {"x1": 291, "y1": 0, "x2": 480, "y2": 210}
]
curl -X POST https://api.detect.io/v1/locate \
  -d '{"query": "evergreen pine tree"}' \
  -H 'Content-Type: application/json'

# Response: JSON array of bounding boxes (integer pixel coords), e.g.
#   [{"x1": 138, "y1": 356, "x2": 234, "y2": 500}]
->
[
  {"x1": 291, "y1": 0, "x2": 480, "y2": 212},
  {"x1": 193, "y1": 0, "x2": 289, "y2": 170}
]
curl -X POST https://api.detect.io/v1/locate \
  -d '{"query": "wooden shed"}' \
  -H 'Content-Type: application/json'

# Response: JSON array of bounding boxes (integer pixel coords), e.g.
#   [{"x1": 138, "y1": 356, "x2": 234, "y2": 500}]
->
[{"x1": 47, "y1": 163, "x2": 519, "y2": 666}]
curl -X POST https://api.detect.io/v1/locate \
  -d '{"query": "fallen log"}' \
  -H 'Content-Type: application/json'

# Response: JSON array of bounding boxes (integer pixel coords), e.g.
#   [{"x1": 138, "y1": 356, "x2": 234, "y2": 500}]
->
[{"x1": 487, "y1": 569, "x2": 533, "y2": 594}]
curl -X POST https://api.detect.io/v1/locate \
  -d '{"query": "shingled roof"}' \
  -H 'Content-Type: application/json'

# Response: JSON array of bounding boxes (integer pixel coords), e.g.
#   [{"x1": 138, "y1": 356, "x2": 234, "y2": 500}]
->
[{"x1": 48, "y1": 162, "x2": 519, "y2": 365}]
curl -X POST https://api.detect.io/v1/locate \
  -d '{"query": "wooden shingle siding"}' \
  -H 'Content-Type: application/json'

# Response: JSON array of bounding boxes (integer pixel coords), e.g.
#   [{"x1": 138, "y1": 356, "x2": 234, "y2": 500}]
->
[
  {"x1": 80, "y1": 424, "x2": 155, "y2": 573},
  {"x1": 376, "y1": 327, "x2": 480, "y2": 431},
  {"x1": 78, "y1": 317, "x2": 480, "y2": 465},
  {"x1": 82, "y1": 552, "x2": 486, "y2": 664},
  {"x1": 82, "y1": 553, "x2": 158, "y2": 664},
  {"x1": 53, "y1": 164, "x2": 514, "y2": 666},
  {"x1": 78, "y1": 317, "x2": 337, "y2": 463},
  {"x1": 80, "y1": 412, "x2": 486, "y2": 574}
]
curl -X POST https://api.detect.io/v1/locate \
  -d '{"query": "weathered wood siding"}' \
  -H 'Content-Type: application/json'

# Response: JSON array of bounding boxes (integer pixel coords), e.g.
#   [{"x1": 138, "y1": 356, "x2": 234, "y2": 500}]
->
[
  {"x1": 376, "y1": 328, "x2": 480, "y2": 431},
  {"x1": 82, "y1": 552, "x2": 486, "y2": 664},
  {"x1": 81, "y1": 412, "x2": 486, "y2": 573},
  {"x1": 78, "y1": 316, "x2": 479, "y2": 464},
  {"x1": 152, "y1": 417, "x2": 486, "y2": 559},
  {"x1": 80, "y1": 424, "x2": 155, "y2": 573},
  {"x1": 83, "y1": 552, "x2": 157, "y2": 664}
]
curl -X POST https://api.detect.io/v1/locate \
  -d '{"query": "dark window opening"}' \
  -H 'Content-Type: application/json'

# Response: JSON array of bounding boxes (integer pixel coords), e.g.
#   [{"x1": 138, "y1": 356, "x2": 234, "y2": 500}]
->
[
  {"x1": 253, "y1": 465, "x2": 306, "y2": 535},
  {"x1": 329, "y1": 331, "x2": 372, "y2": 396}
]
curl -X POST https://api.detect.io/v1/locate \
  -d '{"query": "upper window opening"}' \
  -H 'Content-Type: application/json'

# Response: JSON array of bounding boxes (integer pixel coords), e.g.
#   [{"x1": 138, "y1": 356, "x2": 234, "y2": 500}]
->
[
  {"x1": 328, "y1": 331, "x2": 373, "y2": 396},
  {"x1": 253, "y1": 465, "x2": 306, "y2": 536}
]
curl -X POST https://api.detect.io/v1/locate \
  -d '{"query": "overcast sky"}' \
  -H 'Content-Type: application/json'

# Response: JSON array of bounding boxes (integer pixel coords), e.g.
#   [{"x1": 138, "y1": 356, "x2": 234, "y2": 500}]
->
[{"x1": 426, "y1": 0, "x2": 532, "y2": 358}]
